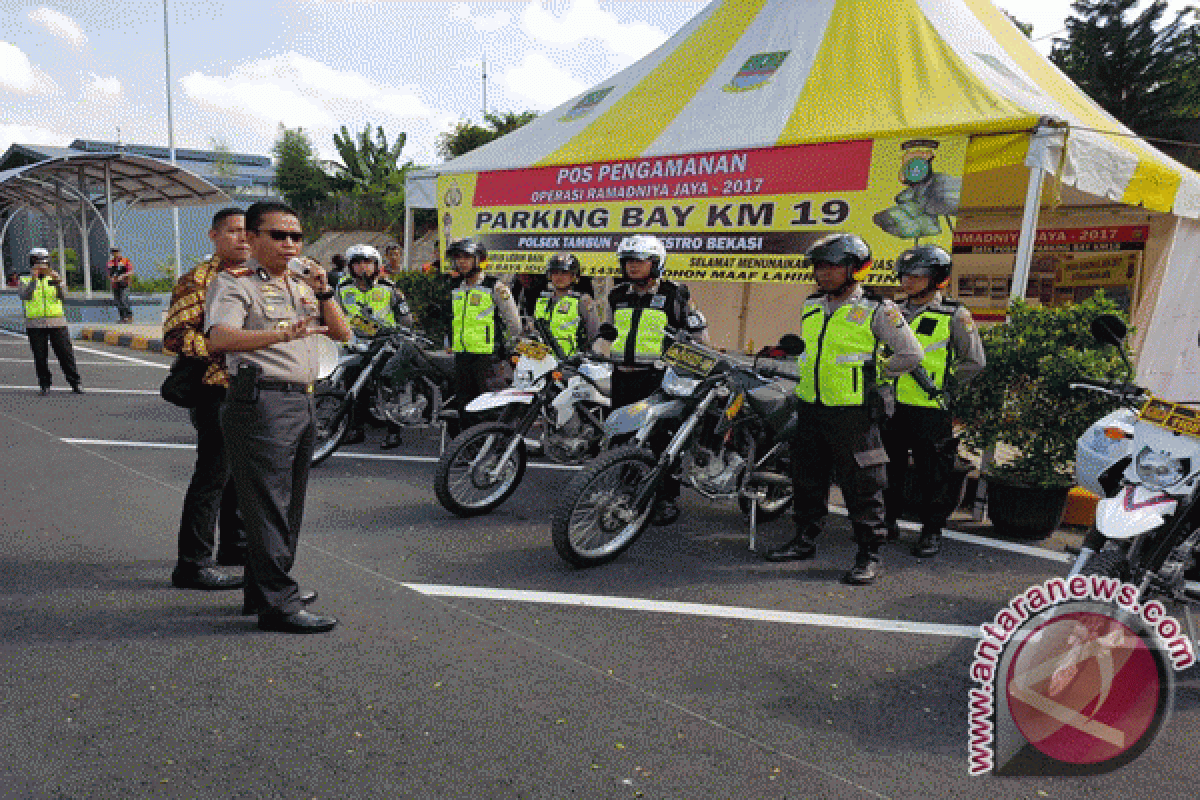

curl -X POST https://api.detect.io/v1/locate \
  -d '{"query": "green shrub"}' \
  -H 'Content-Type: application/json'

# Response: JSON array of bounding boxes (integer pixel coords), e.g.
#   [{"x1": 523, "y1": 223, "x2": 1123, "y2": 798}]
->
[
  {"x1": 392, "y1": 269, "x2": 452, "y2": 346},
  {"x1": 953, "y1": 293, "x2": 1131, "y2": 487}
]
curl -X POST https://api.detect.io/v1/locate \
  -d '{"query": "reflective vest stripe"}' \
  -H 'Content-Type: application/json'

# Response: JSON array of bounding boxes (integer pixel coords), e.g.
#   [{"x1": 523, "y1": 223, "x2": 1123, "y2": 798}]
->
[{"x1": 896, "y1": 308, "x2": 953, "y2": 408}]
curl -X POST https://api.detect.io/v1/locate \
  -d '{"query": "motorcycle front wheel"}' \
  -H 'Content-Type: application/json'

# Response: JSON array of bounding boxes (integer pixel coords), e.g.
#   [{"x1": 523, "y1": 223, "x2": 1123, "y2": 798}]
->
[
  {"x1": 551, "y1": 446, "x2": 658, "y2": 568},
  {"x1": 311, "y1": 383, "x2": 350, "y2": 466},
  {"x1": 434, "y1": 423, "x2": 527, "y2": 517}
]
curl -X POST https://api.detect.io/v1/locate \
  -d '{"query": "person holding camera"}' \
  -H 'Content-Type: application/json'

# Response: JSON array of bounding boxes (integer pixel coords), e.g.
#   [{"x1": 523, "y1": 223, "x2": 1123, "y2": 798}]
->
[
  {"x1": 18, "y1": 248, "x2": 82, "y2": 395},
  {"x1": 206, "y1": 201, "x2": 351, "y2": 634},
  {"x1": 107, "y1": 247, "x2": 135, "y2": 323}
]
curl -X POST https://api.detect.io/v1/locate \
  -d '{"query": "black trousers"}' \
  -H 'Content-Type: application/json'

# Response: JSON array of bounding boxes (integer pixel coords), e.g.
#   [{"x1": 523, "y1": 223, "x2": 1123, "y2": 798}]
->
[
  {"x1": 882, "y1": 404, "x2": 957, "y2": 529},
  {"x1": 453, "y1": 352, "x2": 510, "y2": 431},
  {"x1": 790, "y1": 404, "x2": 889, "y2": 546},
  {"x1": 113, "y1": 285, "x2": 132, "y2": 320},
  {"x1": 612, "y1": 366, "x2": 679, "y2": 500},
  {"x1": 176, "y1": 397, "x2": 246, "y2": 569},
  {"x1": 221, "y1": 390, "x2": 316, "y2": 616},
  {"x1": 28, "y1": 326, "x2": 81, "y2": 389}
]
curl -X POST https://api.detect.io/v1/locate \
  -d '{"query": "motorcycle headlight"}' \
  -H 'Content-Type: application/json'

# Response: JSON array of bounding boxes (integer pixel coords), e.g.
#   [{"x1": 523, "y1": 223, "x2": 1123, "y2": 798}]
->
[
  {"x1": 1134, "y1": 446, "x2": 1189, "y2": 489},
  {"x1": 661, "y1": 366, "x2": 699, "y2": 397}
]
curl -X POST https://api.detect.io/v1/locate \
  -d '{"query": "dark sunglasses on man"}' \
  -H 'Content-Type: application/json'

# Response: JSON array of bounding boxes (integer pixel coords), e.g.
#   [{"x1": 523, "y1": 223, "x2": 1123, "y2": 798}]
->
[{"x1": 259, "y1": 229, "x2": 304, "y2": 243}]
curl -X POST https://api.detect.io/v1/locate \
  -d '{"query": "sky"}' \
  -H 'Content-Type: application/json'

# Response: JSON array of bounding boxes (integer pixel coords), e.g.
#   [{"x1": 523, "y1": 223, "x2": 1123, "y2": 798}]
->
[{"x1": 0, "y1": 0, "x2": 1194, "y2": 169}]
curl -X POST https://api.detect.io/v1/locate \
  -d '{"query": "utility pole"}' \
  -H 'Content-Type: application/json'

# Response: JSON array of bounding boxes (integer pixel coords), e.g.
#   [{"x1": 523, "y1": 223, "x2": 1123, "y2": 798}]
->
[{"x1": 481, "y1": 47, "x2": 488, "y2": 121}]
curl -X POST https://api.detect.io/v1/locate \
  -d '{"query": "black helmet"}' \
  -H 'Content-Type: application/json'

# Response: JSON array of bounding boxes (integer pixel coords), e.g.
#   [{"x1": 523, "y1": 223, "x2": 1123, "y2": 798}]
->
[
  {"x1": 804, "y1": 234, "x2": 872, "y2": 281},
  {"x1": 446, "y1": 238, "x2": 487, "y2": 266},
  {"x1": 545, "y1": 252, "x2": 580, "y2": 276},
  {"x1": 895, "y1": 244, "x2": 952, "y2": 288}
]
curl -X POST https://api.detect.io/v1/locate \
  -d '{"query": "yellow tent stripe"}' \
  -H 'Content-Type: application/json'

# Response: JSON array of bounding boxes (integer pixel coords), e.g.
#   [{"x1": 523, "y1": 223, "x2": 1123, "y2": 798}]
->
[
  {"x1": 964, "y1": 132, "x2": 1029, "y2": 174},
  {"x1": 536, "y1": 0, "x2": 767, "y2": 166},
  {"x1": 963, "y1": 0, "x2": 1179, "y2": 210},
  {"x1": 779, "y1": 0, "x2": 1036, "y2": 146}
]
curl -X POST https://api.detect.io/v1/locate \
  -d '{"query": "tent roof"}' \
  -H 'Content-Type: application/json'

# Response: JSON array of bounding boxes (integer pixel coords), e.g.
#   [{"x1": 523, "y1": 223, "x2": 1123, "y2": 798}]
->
[
  {"x1": 0, "y1": 152, "x2": 228, "y2": 216},
  {"x1": 412, "y1": 0, "x2": 1200, "y2": 218}
]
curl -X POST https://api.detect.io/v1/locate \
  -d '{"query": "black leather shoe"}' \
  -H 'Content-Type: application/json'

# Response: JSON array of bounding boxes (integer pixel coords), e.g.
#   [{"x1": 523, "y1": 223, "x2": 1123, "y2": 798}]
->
[
  {"x1": 764, "y1": 534, "x2": 817, "y2": 562},
  {"x1": 380, "y1": 430, "x2": 402, "y2": 450},
  {"x1": 70, "y1": 384, "x2": 84, "y2": 394},
  {"x1": 912, "y1": 527, "x2": 942, "y2": 558},
  {"x1": 38, "y1": 386, "x2": 50, "y2": 396},
  {"x1": 650, "y1": 499, "x2": 680, "y2": 526},
  {"x1": 344, "y1": 427, "x2": 366, "y2": 445},
  {"x1": 258, "y1": 609, "x2": 338, "y2": 634},
  {"x1": 843, "y1": 555, "x2": 882, "y2": 585},
  {"x1": 242, "y1": 590, "x2": 317, "y2": 616},
  {"x1": 172, "y1": 566, "x2": 244, "y2": 590},
  {"x1": 215, "y1": 548, "x2": 246, "y2": 567},
  {"x1": 885, "y1": 520, "x2": 901, "y2": 541}
]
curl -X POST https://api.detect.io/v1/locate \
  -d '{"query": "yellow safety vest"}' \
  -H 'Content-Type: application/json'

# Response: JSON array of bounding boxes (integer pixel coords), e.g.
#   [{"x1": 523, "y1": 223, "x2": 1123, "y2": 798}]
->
[
  {"x1": 794, "y1": 296, "x2": 880, "y2": 406},
  {"x1": 609, "y1": 281, "x2": 687, "y2": 366},
  {"x1": 452, "y1": 276, "x2": 498, "y2": 354},
  {"x1": 534, "y1": 291, "x2": 583, "y2": 356},
  {"x1": 21, "y1": 276, "x2": 65, "y2": 319},
  {"x1": 895, "y1": 304, "x2": 954, "y2": 408},
  {"x1": 338, "y1": 279, "x2": 396, "y2": 334}
]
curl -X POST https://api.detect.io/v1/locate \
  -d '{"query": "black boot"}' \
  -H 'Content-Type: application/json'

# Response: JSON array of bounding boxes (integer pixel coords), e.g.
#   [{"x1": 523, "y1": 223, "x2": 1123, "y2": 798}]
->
[
  {"x1": 843, "y1": 549, "x2": 882, "y2": 585},
  {"x1": 885, "y1": 518, "x2": 901, "y2": 542},
  {"x1": 344, "y1": 426, "x2": 366, "y2": 445},
  {"x1": 764, "y1": 525, "x2": 819, "y2": 562},
  {"x1": 912, "y1": 525, "x2": 942, "y2": 558},
  {"x1": 380, "y1": 428, "x2": 402, "y2": 450}
]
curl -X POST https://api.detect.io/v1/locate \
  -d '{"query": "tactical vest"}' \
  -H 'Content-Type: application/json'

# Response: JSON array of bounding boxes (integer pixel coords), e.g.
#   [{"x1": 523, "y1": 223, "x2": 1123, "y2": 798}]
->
[
  {"x1": 895, "y1": 301, "x2": 956, "y2": 409},
  {"x1": 794, "y1": 294, "x2": 881, "y2": 407},
  {"x1": 338, "y1": 278, "x2": 397, "y2": 332},
  {"x1": 608, "y1": 280, "x2": 688, "y2": 366},
  {"x1": 451, "y1": 275, "x2": 500, "y2": 354},
  {"x1": 534, "y1": 291, "x2": 583, "y2": 356},
  {"x1": 21, "y1": 276, "x2": 64, "y2": 319}
]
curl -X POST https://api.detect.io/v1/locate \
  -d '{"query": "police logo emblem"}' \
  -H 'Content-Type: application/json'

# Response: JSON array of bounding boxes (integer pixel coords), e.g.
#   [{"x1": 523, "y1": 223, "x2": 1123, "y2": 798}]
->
[
  {"x1": 650, "y1": 295, "x2": 666, "y2": 309},
  {"x1": 469, "y1": 294, "x2": 482, "y2": 306},
  {"x1": 847, "y1": 307, "x2": 868, "y2": 325},
  {"x1": 557, "y1": 300, "x2": 571, "y2": 314}
]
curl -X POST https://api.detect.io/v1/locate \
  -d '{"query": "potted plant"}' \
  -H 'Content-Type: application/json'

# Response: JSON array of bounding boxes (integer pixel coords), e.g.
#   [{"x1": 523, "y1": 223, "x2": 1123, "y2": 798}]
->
[{"x1": 952, "y1": 293, "x2": 1129, "y2": 538}]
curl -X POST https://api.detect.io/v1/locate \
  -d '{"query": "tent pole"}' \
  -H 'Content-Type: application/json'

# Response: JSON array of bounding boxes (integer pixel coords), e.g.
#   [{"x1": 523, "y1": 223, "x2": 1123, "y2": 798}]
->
[
  {"x1": 104, "y1": 161, "x2": 115, "y2": 251},
  {"x1": 403, "y1": 203, "x2": 414, "y2": 271},
  {"x1": 79, "y1": 165, "x2": 93, "y2": 299},
  {"x1": 1009, "y1": 165, "x2": 1045, "y2": 308},
  {"x1": 56, "y1": 207, "x2": 66, "y2": 282},
  {"x1": 0, "y1": 207, "x2": 27, "y2": 284}
]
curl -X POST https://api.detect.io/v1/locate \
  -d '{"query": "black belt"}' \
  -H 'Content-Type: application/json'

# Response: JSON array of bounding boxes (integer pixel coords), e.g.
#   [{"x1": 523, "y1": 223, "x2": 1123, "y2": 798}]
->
[{"x1": 257, "y1": 379, "x2": 313, "y2": 394}]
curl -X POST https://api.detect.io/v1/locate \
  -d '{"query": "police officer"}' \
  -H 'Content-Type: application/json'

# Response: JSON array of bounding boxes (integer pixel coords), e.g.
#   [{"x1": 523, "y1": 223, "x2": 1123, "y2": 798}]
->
[
  {"x1": 882, "y1": 245, "x2": 985, "y2": 557},
  {"x1": 445, "y1": 238, "x2": 521, "y2": 432},
  {"x1": 19, "y1": 248, "x2": 83, "y2": 395},
  {"x1": 763, "y1": 234, "x2": 923, "y2": 585},
  {"x1": 206, "y1": 201, "x2": 352, "y2": 633},
  {"x1": 534, "y1": 253, "x2": 600, "y2": 356},
  {"x1": 605, "y1": 234, "x2": 709, "y2": 525},
  {"x1": 336, "y1": 243, "x2": 414, "y2": 449}
]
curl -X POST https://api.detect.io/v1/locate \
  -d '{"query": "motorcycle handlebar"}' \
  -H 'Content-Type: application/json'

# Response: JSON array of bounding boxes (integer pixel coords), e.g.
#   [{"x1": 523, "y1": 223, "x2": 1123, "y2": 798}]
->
[{"x1": 1069, "y1": 378, "x2": 1145, "y2": 400}]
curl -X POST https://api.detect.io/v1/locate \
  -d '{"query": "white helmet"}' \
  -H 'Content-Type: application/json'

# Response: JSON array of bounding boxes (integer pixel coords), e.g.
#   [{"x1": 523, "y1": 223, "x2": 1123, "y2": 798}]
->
[
  {"x1": 616, "y1": 234, "x2": 667, "y2": 278},
  {"x1": 345, "y1": 244, "x2": 381, "y2": 265},
  {"x1": 29, "y1": 247, "x2": 50, "y2": 261}
]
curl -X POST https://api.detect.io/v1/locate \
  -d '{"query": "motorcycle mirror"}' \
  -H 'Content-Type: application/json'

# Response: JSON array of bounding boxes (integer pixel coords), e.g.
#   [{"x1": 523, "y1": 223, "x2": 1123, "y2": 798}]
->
[
  {"x1": 777, "y1": 334, "x2": 805, "y2": 356},
  {"x1": 597, "y1": 322, "x2": 618, "y2": 342},
  {"x1": 1090, "y1": 314, "x2": 1127, "y2": 347}
]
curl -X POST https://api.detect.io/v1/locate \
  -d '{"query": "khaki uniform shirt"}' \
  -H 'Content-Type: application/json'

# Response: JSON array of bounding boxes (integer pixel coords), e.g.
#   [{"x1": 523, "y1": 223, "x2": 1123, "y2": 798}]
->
[{"x1": 204, "y1": 258, "x2": 325, "y2": 384}]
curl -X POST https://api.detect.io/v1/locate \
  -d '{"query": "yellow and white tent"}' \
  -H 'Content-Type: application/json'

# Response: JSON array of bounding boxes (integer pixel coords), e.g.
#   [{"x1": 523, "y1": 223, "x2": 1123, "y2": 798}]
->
[{"x1": 407, "y1": 0, "x2": 1200, "y2": 397}]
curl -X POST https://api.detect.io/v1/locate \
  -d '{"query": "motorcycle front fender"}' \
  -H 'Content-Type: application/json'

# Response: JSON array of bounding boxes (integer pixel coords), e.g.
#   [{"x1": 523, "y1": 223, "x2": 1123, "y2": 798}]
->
[
  {"x1": 1095, "y1": 486, "x2": 1179, "y2": 539},
  {"x1": 465, "y1": 389, "x2": 538, "y2": 413},
  {"x1": 604, "y1": 398, "x2": 685, "y2": 436}
]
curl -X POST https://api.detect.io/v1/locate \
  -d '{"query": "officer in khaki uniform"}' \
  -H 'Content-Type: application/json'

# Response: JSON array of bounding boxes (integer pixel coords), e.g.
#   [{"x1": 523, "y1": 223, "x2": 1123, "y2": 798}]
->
[
  {"x1": 445, "y1": 238, "x2": 521, "y2": 432},
  {"x1": 883, "y1": 245, "x2": 985, "y2": 557},
  {"x1": 763, "y1": 234, "x2": 923, "y2": 585},
  {"x1": 533, "y1": 253, "x2": 599, "y2": 356},
  {"x1": 206, "y1": 201, "x2": 352, "y2": 634}
]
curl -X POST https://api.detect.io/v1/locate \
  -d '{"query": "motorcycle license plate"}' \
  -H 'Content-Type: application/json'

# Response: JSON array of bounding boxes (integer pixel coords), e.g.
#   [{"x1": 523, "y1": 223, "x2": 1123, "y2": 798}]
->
[
  {"x1": 662, "y1": 342, "x2": 718, "y2": 376},
  {"x1": 1139, "y1": 396, "x2": 1200, "y2": 437}
]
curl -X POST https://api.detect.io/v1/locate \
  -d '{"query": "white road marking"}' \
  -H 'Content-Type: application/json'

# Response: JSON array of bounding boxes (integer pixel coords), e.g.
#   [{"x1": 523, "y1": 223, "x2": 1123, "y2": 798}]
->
[
  {"x1": 61, "y1": 438, "x2": 194, "y2": 449},
  {"x1": 0, "y1": 329, "x2": 168, "y2": 367},
  {"x1": 4, "y1": 386, "x2": 161, "y2": 395},
  {"x1": 0, "y1": 358, "x2": 145, "y2": 366},
  {"x1": 405, "y1": 583, "x2": 982, "y2": 639},
  {"x1": 831, "y1": 509, "x2": 1071, "y2": 563}
]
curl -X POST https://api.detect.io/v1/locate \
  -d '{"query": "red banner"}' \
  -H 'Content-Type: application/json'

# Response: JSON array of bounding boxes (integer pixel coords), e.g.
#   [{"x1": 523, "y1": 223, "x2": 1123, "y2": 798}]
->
[
  {"x1": 471, "y1": 140, "x2": 874, "y2": 207},
  {"x1": 953, "y1": 226, "x2": 1149, "y2": 253}
]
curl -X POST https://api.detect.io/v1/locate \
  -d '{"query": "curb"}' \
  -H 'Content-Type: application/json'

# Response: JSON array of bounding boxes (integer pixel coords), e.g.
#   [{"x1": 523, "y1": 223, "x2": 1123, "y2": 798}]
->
[{"x1": 78, "y1": 327, "x2": 164, "y2": 353}]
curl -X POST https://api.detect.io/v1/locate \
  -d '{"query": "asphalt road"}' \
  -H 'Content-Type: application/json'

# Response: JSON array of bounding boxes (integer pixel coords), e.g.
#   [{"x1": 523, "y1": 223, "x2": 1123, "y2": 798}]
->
[{"x1": 2, "y1": 329, "x2": 1199, "y2": 799}]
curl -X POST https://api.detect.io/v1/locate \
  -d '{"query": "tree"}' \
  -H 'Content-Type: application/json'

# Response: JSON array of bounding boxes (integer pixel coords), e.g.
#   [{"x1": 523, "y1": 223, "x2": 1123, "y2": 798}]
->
[
  {"x1": 209, "y1": 136, "x2": 238, "y2": 183},
  {"x1": 271, "y1": 126, "x2": 329, "y2": 212},
  {"x1": 1001, "y1": 9, "x2": 1034, "y2": 37},
  {"x1": 1050, "y1": 0, "x2": 1200, "y2": 148},
  {"x1": 436, "y1": 110, "x2": 538, "y2": 160},
  {"x1": 332, "y1": 124, "x2": 410, "y2": 194}
]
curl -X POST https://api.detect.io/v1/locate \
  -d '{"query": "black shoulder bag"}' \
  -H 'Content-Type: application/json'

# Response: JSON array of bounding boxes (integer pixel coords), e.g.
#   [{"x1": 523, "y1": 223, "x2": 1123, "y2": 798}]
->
[{"x1": 160, "y1": 357, "x2": 210, "y2": 408}]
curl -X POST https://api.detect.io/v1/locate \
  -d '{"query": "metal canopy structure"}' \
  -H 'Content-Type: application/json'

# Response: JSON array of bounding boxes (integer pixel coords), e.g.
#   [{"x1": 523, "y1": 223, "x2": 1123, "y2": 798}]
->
[{"x1": 0, "y1": 152, "x2": 228, "y2": 296}]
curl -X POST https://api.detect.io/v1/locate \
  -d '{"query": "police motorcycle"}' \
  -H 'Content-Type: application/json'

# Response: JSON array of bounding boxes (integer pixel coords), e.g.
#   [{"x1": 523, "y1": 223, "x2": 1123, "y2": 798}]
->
[
  {"x1": 432, "y1": 318, "x2": 612, "y2": 516},
  {"x1": 311, "y1": 305, "x2": 456, "y2": 466},
  {"x1": 549, "y1": 330, "x2": 800, "y2": 568},
  {"x1": 1067, "y1": 315, "x2": 1200, "y2": 619}
]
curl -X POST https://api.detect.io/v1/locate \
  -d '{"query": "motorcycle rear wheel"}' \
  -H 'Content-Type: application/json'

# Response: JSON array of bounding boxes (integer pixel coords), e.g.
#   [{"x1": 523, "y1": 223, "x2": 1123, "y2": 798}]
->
[
  {"x1": 311, "y1": 384, "x2": 350, "y2": 467},
  {"x1": 552, "y1": 446, "x2": 657, "y2": 567},
  {"x1": 434, "y1": 423, "x2": 527, "y2": 517}
]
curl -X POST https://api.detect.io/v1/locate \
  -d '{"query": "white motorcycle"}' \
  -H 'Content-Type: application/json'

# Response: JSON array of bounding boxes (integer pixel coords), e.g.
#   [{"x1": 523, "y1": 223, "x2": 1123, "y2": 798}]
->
[
  {"x1": 1068, "y1": 315, "x2": 1200, "y2": 616},
  {"x1": 432, "y1": 320, "x2": 612, "y2": 517}
]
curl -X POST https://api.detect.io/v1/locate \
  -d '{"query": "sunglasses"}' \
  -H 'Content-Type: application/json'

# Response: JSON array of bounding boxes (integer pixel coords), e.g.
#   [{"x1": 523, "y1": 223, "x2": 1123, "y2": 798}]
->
[{"x1": 258, "y1": 229, "x2": 304, "y2": 243}]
